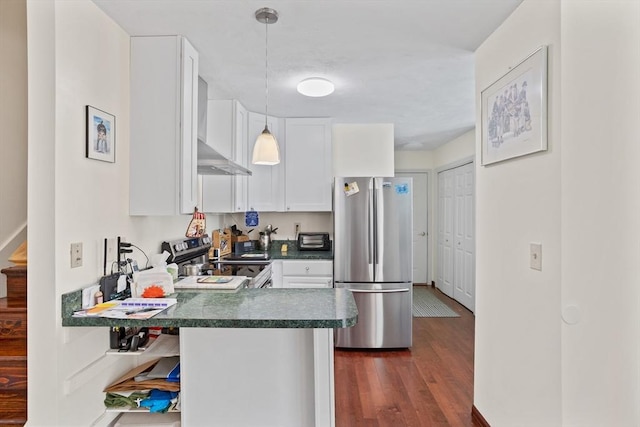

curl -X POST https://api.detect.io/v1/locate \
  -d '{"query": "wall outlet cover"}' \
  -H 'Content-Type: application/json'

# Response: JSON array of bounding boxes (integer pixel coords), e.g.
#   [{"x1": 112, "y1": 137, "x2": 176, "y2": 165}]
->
[{"x1": 71, "y1": 242, "x2": 83, "y2": 268}]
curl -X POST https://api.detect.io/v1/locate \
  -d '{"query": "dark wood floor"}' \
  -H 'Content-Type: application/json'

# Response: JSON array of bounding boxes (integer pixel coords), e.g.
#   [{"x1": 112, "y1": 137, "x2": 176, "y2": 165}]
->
[{"x1": 334, "y1": 285, "x2": 478, "y2": 427}]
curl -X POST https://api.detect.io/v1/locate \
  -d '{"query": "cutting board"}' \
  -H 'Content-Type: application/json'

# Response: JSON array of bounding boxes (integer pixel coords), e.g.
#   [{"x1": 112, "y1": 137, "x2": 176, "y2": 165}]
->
[{"x1": 174, "y1": 275, "x2": 248, "y2": 290}]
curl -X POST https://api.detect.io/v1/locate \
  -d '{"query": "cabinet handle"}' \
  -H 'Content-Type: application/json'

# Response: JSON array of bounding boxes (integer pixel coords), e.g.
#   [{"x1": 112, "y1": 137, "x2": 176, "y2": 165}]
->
[{"x1": 305, "y1": 266, "x2": 310, "y2": 272}]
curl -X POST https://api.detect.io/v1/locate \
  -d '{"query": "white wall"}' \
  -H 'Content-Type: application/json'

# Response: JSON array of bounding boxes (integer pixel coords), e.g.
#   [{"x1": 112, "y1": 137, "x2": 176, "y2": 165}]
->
[
  {"x1": 432, "y1": 129, "x2": 475, "y2": 167},
  {"x1": 474, "y1": 0, "x2": 562, "y2": 425},
  {"x1": 560, "y1": 1, "x2": 640, "y2": 425},
  {"x1": 394, "y1": 150, "x2": 434, "y2": 170},
  {"x1": 26, "y1": 1, "x2": 222, "y2": 425},
  {"x1": 332, "y1": 124, "x2": 395, "y2": 177},
  {"x1": 0, "y1": 0, "x2": 28, "y2": 297}
]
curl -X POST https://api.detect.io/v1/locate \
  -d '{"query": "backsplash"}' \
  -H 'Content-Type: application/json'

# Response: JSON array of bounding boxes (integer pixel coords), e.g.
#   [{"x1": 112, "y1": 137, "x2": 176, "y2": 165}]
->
[{"x1": 219, "y1": 211, "x2": 333, "y2": 241}]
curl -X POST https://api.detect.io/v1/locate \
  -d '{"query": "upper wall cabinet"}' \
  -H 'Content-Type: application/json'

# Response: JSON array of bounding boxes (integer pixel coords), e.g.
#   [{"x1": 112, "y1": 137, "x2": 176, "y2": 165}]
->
[
  {"x1": 247, "y1": 112, "x2": 285, "y2": 212},
  {"x1": 202, "y1": 100, "x2": 248, "y2": 213},
  {"x1": 130, "y1": 35, "x2": 199, "y2": 215},
  {"x1": 284, "y1": 118, "x2": 332, "y2": 212}
]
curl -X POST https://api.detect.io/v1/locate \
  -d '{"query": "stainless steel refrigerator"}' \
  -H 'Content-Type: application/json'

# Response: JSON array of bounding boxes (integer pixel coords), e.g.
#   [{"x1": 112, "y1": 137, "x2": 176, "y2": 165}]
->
[{"x1": 334, "y1": 177, "x2": 413, "y2": 349}]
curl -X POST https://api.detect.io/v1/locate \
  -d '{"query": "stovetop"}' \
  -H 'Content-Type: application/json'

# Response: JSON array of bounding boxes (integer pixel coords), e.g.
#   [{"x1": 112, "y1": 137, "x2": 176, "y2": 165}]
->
[{"x1": 223, "y1": 253, "x2": 270, "y2": 261}]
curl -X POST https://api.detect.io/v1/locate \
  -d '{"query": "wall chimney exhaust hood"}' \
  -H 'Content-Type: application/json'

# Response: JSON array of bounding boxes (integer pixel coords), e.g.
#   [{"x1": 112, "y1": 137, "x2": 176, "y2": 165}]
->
[
  {"x1": 197, "y1": 140, "x2": 252, "y2": 176},
  {"x1": 196, "y1": 77, "x2": 251, "y2": 176}
]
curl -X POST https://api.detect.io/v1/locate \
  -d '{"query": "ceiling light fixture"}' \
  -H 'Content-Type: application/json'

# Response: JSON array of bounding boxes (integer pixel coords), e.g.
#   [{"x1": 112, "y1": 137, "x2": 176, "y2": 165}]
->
[
  {"x1": 252, "y1": 7, "x2": 280, "y2": 166},
  {"x1": 297, "y1": 77, "x2": 335, "y2": 97}
]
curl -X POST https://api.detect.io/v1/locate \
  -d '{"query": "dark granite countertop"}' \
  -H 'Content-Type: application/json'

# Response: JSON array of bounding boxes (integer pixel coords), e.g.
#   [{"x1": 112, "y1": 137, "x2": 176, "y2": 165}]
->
[
  {"x1": 62, "y1": 287, "x2": 356, "y2": 329},
  {"x1": 267, "y1": 240, "x2": 333, "y2": 260}
]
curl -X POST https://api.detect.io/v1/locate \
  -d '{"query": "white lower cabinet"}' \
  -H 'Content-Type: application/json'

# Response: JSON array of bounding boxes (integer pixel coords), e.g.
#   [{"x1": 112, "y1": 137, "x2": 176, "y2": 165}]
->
[
  {"x1": 181, "y1": 327, "x2": 334, "y2": 427},
  {"x1": 282, "y1": 260, "x2": 333, "y2": 288},
  {"x1": 282, "y1": 276, "x2": 333, "y2": 288},
  {"x1": 271, "y1": 259, "x2": 283, "y2": 288}
]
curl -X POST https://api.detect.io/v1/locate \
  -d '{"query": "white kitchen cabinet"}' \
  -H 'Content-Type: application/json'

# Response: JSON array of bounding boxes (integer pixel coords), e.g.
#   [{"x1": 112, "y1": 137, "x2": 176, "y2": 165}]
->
[
  {"x1": 201, "y1": 100, "x2": 248, "y2": 213},
  {"x1": 282, "y1": 260, "x2": 333, "y2": 288},
  {"x1": 271, "y1": 259, "x2": 283, "y2": 288},
  {"x1": 284, "y1": 118, "x2": 333, "y2": 212},
  {"x1": 247, "y1": 112, "x2": 285, "y2": 212},
  {"x1": 130, "y1": 35, "x2": 199, "y2": 216}
]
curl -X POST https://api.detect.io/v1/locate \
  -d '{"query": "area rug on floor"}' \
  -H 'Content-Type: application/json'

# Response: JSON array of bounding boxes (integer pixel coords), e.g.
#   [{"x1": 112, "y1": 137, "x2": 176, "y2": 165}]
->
[{"x1": 412, "y1": 287, "x2": 460, "y2": 318}]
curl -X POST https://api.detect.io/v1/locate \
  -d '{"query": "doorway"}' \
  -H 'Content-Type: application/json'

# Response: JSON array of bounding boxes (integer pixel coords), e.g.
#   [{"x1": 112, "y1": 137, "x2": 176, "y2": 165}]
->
[
  {"x1": 396, "y1": 171, "x2": 428, "y2": 284},
  {"x1": 437, "y1": 162, "x2": 475, "y2": 312}
]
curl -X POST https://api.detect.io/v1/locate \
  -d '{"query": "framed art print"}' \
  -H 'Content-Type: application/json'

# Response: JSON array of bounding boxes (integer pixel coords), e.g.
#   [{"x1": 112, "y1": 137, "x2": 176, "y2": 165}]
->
[
  {"x1": 481, "y1": 45, "x2": 548, "y2": 166},
  {"x1": 86, "y1": 105, "x2": 115, "y2": 163}
]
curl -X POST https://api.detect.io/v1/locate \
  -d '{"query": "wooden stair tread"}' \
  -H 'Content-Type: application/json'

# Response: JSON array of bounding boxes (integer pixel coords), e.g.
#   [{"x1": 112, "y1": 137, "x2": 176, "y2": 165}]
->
[{"x1": 0, "y1": 267, "x2": 27, "y2": 427}]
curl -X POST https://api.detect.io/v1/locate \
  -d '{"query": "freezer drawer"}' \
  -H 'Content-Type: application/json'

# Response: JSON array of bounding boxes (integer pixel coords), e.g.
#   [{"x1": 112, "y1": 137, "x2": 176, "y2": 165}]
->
[{"x1": 335, "y1": 284, "x2": 412, "y2": 349}]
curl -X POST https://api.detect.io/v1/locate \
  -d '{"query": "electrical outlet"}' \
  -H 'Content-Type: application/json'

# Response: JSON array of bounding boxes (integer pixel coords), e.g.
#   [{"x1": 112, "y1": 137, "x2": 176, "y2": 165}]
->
[
  {"x1": 530, "y1": 243, "x2": 542, "y2": 271},
  {"x1": 294, "y1": 223, "x2": 301, "y2": 236},
  {"x1": 106, "y1": 238, "x2": 117, "y2": 263},
  {"x1": 70, "y1": 242, "x2": 83, "y2": 268}
]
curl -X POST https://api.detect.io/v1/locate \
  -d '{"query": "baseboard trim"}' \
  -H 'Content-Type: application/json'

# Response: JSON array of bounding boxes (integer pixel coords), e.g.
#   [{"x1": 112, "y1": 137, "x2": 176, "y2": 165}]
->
[{"x1": 472, "y1": 405, "x2": 490, "y2": 427}]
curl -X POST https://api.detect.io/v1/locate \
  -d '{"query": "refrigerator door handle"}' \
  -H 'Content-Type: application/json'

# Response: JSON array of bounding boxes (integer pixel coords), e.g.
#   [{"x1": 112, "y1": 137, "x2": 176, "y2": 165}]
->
[
  {"x1": 348, "y1": 288, "x2": 410, "y2": 293},
  {"x1": 368, "y1": 182, "x2": 374, "y2": 268}
]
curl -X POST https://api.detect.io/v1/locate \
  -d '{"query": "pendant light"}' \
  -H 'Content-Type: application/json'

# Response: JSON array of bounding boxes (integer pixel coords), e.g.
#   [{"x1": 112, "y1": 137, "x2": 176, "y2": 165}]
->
[{"x1": 252, "y1": 7, "x2": 280, "y2": 165}]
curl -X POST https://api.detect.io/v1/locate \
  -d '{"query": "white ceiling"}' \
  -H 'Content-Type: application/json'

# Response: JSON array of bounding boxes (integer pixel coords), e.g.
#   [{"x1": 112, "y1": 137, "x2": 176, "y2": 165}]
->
[{"x1": 93, "y1": 0, "x2": 523, "y2": 151}]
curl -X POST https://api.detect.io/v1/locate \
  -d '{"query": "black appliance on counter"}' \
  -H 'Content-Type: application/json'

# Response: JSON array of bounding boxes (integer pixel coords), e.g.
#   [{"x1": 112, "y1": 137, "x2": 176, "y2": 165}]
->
[
  {"x1": 297, "y1": 232, "x2": 331, "y2": 251},
  {"x1": 161, "y1": 236, "x2": 272, "y2": 288}
]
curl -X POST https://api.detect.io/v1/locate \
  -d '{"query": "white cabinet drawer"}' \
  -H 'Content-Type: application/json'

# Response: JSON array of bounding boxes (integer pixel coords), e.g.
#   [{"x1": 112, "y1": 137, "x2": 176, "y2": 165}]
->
[
  {"x1": 282, "y1": 276, "x2": 333, "y2": 289},
  {"x1": 282, "y1": 260, "x2": 332, "y2": 276}
]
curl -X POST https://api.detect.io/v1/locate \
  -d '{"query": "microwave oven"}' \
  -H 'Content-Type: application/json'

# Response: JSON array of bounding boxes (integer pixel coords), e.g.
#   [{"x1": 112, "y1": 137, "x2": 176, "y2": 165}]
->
[{"x1": 297, "y1": 233, "x2": 331, "y2": 251}]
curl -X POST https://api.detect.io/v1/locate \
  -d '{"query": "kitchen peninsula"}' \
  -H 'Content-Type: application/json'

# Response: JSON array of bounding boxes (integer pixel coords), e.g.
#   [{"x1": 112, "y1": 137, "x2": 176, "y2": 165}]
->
[{"x1": 62, "y1": 288, "x2": 357, "y2": 427}]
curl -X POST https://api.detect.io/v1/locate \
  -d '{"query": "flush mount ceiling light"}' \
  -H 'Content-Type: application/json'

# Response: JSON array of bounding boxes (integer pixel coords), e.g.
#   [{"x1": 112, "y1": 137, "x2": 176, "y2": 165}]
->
[
  {"x1": 252, "y1": 7, "x2": 280, "y2": 166},
  {"x1": 297, "y1": 77, "x2": 335, "y2": 97}
]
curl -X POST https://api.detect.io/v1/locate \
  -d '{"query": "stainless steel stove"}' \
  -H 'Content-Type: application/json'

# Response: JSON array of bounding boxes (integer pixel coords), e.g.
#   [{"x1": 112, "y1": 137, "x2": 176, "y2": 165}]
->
[
  {"x1": 211, "y1": 253, "x2": 272, "y2": 289},
  {"x1": 162, "y1": 235, "x2": 212, "y2": 266},
  {"x1": 161, "y1": 236, "x2": 272, "y2": 289}
]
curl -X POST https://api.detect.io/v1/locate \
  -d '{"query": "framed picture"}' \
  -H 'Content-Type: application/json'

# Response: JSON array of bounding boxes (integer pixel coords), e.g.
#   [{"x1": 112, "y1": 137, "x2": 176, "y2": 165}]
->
[
  {"x1": 481, "y1": 45, "x2": 548, "y2": 166},
  {"x1": 86, "y1": 105, "x2": 115, "y2": 163}
]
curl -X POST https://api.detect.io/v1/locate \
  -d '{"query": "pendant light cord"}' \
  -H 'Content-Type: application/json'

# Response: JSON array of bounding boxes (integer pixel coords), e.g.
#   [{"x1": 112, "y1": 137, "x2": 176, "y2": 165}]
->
[{"x1": 264, "y1": 16, "x2": 269, "y2": 126}]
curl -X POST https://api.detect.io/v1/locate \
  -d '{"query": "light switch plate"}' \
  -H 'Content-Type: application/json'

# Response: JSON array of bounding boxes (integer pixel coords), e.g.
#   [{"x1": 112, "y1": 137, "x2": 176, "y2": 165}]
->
[{"x1": 530, "y1": 243, "x2": 542, "y2": 271}]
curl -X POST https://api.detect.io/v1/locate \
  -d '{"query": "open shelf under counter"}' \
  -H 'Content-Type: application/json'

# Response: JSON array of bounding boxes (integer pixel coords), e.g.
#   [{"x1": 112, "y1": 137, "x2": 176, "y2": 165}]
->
[{"x1": 105, "y1": 334, "x2": 180, "y2": 358}]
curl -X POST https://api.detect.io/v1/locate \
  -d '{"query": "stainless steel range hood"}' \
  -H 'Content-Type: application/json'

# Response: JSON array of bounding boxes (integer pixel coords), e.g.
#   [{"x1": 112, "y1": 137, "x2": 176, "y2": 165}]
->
[
  {"x1": 197, "y1": 140, "x2": 252, "y2": 176},
  {"x1": 197, "y1": 77, "x2": 251, "y2": 176}
]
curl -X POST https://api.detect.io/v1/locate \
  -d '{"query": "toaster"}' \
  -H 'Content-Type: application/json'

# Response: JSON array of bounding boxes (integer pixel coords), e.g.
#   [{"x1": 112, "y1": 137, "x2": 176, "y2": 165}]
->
[{"x1": 297, "y1": 232, "x2": 331, "y2": 251}]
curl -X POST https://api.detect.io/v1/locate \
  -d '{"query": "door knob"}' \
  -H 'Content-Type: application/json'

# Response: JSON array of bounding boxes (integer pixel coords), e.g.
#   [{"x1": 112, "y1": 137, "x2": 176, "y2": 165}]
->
[{"x1": 419, "y1": 232, "x2": 426, "y2": 236}]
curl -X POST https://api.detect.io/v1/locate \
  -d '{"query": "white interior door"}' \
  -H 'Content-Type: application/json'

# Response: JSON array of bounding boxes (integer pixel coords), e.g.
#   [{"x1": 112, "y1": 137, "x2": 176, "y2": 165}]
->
[
  {"x1": 438, "y1": 169, "x2": 454, "y2": 297},
  {"x1": 437, "y1": 162, "x2": 475, "y2": 311},
  {"x1": 396, "y1": 171, "x2": 428, "y2": 284},
  {"x1": 453, "y1": 162, "x2": 475, "y2": 311}
]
